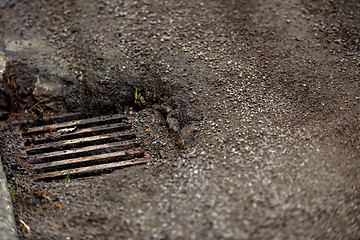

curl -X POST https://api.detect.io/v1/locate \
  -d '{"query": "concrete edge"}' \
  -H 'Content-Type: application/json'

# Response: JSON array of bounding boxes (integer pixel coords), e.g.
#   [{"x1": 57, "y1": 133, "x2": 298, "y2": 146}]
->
[{"x1": 0, "y1": 156, "x2": 19, "y2": 240}]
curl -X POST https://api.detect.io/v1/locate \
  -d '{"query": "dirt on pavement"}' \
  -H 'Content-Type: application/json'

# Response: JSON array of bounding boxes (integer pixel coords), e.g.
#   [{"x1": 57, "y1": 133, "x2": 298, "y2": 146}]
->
[{"x1": 0, "y1": 0, "x2": 359, "y2": 239}]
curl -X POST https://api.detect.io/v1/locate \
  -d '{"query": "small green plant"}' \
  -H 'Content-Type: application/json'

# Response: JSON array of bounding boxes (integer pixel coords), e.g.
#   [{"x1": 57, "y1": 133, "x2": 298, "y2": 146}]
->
[
  {"x1": 8, "y1": 183, "x2": 18, "y2": 202},
  {"x1": 134, "y1": 88, "x2": 141, "y2": 106},
  {"x1": 65, "y1": 169, "x2": 71, "y2": 180}
]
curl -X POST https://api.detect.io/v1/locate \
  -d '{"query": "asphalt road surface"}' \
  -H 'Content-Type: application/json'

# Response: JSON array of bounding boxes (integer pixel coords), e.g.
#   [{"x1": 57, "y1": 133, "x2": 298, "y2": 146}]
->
[{"x1": 0, "y1": 0, "x2": 359, "y2": 239}]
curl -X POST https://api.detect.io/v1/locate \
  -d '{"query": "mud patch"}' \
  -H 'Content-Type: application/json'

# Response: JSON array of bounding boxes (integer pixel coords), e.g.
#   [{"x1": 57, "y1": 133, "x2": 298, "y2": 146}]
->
[{"x1": 1, "y1": 61, "x2": 37, "y2": 116}]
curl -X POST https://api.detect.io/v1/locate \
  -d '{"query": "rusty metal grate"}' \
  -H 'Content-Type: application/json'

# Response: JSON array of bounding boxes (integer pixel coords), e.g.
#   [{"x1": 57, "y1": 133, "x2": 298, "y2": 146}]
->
[{"x1": 22, "y1": 113, "x2": 153, "y2": 181}]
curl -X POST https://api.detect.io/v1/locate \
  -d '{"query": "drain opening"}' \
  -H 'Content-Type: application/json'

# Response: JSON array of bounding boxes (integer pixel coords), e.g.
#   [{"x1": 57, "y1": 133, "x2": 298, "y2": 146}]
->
[
  {"x1": 22, "y1": 113, "x2": 153, "y2": 181},
  {"x1": 0, "y1": 109, "x2": 7, "y2": 120}
]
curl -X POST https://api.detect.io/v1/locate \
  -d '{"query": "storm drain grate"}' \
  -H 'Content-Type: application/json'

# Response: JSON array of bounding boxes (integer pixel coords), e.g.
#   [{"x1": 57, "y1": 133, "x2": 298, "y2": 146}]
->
[{"x1": 22, "y1": 113, "x2": 153, "y2": 181}]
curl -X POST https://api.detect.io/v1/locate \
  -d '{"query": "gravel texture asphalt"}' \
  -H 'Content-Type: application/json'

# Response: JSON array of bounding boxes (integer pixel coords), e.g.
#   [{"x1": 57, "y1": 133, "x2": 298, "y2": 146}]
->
[{"x1": 0, "y1": 0, "x2": 359, "y2": 239}]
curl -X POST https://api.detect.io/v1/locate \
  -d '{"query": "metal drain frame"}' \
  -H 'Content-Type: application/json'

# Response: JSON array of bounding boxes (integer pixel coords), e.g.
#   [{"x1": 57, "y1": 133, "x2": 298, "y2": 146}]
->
[{"x1": 22, "y1": 113, "x2": 153, "y2": 181}]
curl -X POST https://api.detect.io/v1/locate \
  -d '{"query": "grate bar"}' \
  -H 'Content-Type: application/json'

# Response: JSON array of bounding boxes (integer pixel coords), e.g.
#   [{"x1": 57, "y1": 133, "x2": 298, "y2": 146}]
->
[
  {"x1": 26, "y1": 113, "x2": 127, "y2": 134},
  {"x1": 34, "y1": 157, "x2": 153, "y2": 181},
  {"x1": 27, "y1": 122, "x2": 132, "y2": 145},
  {"x1": 28, "y1": 139, "x2": 141, "y2": 164},
  {"x1": 11, "y1": 112, "x2": 83, "y2": 126},
  {"x1": 33, "y1": 148, "x2": 145, "y2": 172},
  {"x1": 26, "y1": 131, "x2": 136, "y2": 155}
]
